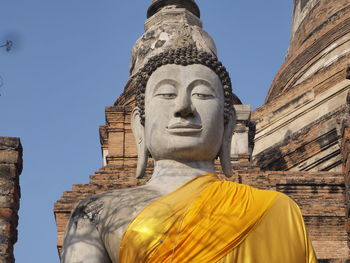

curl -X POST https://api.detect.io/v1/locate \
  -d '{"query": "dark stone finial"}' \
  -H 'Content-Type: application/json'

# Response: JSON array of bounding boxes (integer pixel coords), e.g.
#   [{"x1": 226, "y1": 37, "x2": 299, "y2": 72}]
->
[{"x1": 147, "y1": 0, "x2": 200, "y2": 19}]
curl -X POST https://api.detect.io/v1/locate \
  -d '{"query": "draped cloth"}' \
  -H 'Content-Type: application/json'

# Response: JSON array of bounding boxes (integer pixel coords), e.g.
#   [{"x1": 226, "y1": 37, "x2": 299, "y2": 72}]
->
[{"x1": 119, "y1": 174, "x2": 317, "y2": 263}]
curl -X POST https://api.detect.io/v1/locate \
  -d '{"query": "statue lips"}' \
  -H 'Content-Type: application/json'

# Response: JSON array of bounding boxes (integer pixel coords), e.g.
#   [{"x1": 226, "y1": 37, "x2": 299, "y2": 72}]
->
[{"x1": 166, "y1": 122, "x2": 202, "y2": 135}]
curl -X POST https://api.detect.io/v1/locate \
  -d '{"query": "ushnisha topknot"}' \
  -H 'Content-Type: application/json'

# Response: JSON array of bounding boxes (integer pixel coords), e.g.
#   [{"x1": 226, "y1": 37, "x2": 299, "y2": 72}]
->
[{"x1": 136, "y1": 44, "x2": 234, "y2": 125}]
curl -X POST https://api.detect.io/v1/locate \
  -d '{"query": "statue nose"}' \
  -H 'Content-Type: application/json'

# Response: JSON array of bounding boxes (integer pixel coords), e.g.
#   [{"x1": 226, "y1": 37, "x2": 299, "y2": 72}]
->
[{"x1": 174, "y1": 95, "x2": 195, "y2": 118}]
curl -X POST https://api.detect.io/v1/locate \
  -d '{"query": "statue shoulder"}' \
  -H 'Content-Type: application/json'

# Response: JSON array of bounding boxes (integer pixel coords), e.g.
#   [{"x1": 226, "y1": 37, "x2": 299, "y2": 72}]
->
[
  {"x1": 61, "y1": 192, "x2": 115, "y2": 263},
  {"x1": 69, "y1": 193, "x2": 107, "y2": 226},
  {"x1": 61, "y1": 186, "x2": 161, "y2": 262},
  {"x1": 70, "y1": 185, "x2": 162, "y2": 227}
]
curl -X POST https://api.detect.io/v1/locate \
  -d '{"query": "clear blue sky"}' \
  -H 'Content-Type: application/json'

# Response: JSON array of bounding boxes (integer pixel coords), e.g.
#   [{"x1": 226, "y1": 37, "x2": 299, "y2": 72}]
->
[{"x1": 1, "y1": 1, "x2": 292, "y2": 262}]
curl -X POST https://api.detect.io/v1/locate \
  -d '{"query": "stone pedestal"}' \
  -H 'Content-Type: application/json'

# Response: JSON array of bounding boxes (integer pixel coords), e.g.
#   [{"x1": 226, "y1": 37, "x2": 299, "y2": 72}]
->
[{"x1": 231, "y1": 104, "x2": 254, "y2": 164}]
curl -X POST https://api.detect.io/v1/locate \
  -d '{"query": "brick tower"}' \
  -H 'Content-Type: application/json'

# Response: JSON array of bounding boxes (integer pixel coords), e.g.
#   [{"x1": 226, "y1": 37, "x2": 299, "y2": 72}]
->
[
  {"x1": 253, "y1": 0, "x2": 350, "y2": 172},
  {"x1": 55, "y1": 0, "x2": 350, "y2": 261},
  {"x1": 251, "y1": 0, "x2": 350, "y2": 260}
]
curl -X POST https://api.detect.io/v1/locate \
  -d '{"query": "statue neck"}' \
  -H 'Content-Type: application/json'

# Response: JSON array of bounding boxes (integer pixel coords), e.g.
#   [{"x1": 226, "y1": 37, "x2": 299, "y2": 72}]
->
[{"x1": 146, "y1": 159, "x2": 215, "y2": 195}]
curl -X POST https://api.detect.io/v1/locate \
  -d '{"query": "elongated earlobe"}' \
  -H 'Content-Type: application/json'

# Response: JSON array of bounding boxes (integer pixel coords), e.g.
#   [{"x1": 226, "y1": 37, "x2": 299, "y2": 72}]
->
[
  {"x1": 131, "y1": 108, "x2": 149, "y2": 179},
  {"x1": 219, "y1": 109, "x2": 236, "y2": 177}
]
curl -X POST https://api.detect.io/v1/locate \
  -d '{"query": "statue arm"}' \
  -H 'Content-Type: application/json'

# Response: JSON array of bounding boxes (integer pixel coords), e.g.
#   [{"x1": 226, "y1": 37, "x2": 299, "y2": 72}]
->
[{"x1": 61, "y1": 202, "x2": 112, "y2": 263}]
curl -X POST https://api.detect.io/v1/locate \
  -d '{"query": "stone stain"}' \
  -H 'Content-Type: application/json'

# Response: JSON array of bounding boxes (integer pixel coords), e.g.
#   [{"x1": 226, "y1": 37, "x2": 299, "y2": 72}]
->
[
  {"x1": 71, "y1": 197, "x2": 104, "y2": 226},
  {"x1": 300, "y1": 0, "x2": 311, "y2": 10}
]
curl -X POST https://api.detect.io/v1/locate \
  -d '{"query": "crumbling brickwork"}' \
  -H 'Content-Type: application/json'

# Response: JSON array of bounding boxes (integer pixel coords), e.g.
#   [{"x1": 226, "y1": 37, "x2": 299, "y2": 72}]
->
[
  {"x1": 254, "y1": 0, "x2": 350, "y2": 172},
  {"x1": 340, "y1": 102, "x2": 350, "y2": 255},
  {"x1": 0, "y1": 137, "x2": 22, "y2": 263}
]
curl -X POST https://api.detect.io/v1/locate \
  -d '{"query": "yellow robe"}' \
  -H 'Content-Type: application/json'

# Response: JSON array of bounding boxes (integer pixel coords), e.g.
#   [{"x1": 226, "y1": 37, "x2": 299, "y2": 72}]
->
[{"x1": 120, "y1": 174, "x2": 317, "y2": 263}]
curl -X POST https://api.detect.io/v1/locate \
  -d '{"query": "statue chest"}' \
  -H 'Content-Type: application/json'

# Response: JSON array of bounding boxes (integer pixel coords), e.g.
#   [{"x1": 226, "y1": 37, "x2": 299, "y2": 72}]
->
[{"x1": 98, "y1": 188, "x2": 162, "y2": 262}]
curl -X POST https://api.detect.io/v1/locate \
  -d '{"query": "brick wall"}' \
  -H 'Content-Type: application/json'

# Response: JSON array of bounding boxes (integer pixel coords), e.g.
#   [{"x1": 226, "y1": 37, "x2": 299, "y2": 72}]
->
[
  {"x1": 237, "y1": 169, "x2": 348, "y2": 261},
  {"x1": 0, "y1": 137, "x2": 22, "y2": 263}
]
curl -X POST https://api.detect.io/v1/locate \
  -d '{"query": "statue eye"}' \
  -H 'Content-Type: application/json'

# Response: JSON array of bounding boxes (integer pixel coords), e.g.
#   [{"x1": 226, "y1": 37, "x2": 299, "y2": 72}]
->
[
  {"x1": 191, "y1": 84, "x2": 215, "y2": 100},
  {"x1": 192, "y1": 93, "x2": 214, "y2": 99},
  {"x1": 157, "y1": 93, "x2": 177, "y2": 99},
  {"x1": 154, "y1": 84, "x2": 177, "y2": 99}
]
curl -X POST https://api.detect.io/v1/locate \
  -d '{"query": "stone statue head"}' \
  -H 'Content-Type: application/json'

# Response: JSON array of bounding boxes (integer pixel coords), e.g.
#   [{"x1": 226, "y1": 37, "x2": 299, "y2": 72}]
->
[{"x1": 131, "y1": 44, "x2": 236, "y2": 178}]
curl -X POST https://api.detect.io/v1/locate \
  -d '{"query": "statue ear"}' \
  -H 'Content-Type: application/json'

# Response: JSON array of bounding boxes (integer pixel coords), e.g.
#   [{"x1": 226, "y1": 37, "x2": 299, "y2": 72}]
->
[
  {"x1": 219, "y1": 109, "x2": 236, "y2": 177},
  {"x1": 131, "y1": 107, "x2": 149, "y2": 179}
]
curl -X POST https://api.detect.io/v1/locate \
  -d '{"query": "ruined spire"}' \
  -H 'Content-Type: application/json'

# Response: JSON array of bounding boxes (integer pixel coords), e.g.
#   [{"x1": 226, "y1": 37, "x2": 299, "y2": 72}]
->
[
  {"x1": 147, "y1": 0, "x2": 200, "y2": 18},
  {"x1": 128, "y1": 0, "x2": 216, "y2": 76}
]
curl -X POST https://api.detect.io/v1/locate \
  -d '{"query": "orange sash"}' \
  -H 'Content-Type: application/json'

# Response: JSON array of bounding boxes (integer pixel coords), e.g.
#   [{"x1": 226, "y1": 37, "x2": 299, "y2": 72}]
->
[{"x1": 119, "y1": 174, "x2": 279, "y2": 263}]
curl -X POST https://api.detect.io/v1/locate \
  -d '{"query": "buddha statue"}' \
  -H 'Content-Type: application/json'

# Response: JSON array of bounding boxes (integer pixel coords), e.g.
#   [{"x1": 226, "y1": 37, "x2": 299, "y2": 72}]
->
[
  {"x1": 61, "y1": 1, "x2": 317, "y2": 262},
  {"x1": 61, "y1": 44, "x2": 317, "y2": 262}
]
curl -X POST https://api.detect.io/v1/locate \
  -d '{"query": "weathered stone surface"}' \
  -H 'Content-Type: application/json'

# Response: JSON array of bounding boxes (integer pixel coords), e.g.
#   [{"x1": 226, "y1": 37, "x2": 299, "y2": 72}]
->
[
  {"x1": 130, "y1": 5, "x2": 215, "y2": 77},
  {"x1": 254, "y1": 105, "x2": 348, "y2": 171},
  {"x1": 0, "y1": 138, "x2": 21, "y2": 151},
  {"x1": 147, "y1": 0, "x2": 200, "y2": 19},
  {"x1": 267, "y1": 0, "x2": 350, "y2": 102},
  {"x1": 0, "y1": 137, "x2": 22, "y2": 263},
  {"x1": 0, "y1": 152, "x2": 20, "y2": 166},
  {"x1": 0, "y1": 165, "x2": 18, "y2": 181},
  {"x1": 253, "y1": 0, "x2": 350, "y2": 174}
]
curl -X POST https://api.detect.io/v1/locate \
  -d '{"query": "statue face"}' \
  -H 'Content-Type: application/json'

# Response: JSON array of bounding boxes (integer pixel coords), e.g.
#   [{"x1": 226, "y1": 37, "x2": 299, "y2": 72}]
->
[{"x1": 144, "y1": 64, "x2": 225, "y2": 161}]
